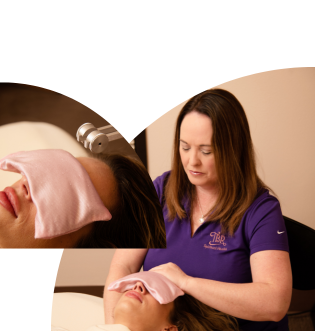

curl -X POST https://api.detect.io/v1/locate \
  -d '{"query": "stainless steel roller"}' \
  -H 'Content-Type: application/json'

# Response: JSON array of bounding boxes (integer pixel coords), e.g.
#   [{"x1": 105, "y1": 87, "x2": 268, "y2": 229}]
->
[{"x1": 76, "y1": 123, "x2": 123, "y2": 153}]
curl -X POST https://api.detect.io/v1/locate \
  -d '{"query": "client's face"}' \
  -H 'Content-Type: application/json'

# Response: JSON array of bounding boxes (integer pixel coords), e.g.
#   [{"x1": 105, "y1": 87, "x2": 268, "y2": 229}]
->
[
  {"x1": 114, "y1": 281, "x2": 176, "y2": 331},
  {"x1": 0, "y1": 157, "x2": 117, "y2": 248}
]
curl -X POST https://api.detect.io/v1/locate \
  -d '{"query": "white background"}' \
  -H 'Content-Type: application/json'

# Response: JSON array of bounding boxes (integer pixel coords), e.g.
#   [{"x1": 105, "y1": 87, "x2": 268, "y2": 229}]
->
[{"x1": 0, "y1": 1, "x2": 315, "y2": 330}]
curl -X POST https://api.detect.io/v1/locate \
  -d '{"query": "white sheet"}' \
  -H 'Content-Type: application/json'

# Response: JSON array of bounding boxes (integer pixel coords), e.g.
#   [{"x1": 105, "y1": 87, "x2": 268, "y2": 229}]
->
[
  {"x1": 52, "y1": 293, "x2": 105, "y2": 331},
  {"x1": 52, "y1": 324, "x2": 130, "y2": 331},
  {"x1": 85, "y1": 325, "x2": 130, "y2": 331}
]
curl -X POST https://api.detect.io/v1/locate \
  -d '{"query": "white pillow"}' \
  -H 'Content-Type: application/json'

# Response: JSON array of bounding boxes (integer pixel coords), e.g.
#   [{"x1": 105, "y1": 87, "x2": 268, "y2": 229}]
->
[{"x1": 51, "y1": 293, "x2": 104, "y2": 331}]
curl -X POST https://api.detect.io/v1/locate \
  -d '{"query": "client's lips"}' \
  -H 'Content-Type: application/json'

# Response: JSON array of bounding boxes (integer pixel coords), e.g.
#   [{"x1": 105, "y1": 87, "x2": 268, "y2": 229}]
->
[
  {"x1": 125, "y1": 291, "x2": 143, "y2": 303},
  {"x1": 0, "y1": 188, "x2": 19, "y2": 218}
]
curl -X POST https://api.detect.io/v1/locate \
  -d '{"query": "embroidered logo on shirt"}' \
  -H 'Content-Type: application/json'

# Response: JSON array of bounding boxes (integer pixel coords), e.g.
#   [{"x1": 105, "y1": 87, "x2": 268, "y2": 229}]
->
[
  {"x1": 204, "y1": 232, "x2": 227, "y2": 250},
  {"x1": 277, "y1": 230, "x2": 285, "y2": 234}
]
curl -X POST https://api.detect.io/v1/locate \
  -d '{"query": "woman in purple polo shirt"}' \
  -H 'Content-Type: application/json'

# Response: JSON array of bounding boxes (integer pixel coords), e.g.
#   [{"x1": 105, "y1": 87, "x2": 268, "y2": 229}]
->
[{"x1": 104, "y1": 89, "x2": 292, "y2": 331}]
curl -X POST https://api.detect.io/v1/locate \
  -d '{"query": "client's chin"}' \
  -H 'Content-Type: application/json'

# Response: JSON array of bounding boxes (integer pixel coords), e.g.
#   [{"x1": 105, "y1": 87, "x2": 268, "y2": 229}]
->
[
  {"x1": 114, "y1": 299, "x2": 139, "y2": 319},
  {"x1": 114, "y1": 299, "x2": 149, "y2": 331}
]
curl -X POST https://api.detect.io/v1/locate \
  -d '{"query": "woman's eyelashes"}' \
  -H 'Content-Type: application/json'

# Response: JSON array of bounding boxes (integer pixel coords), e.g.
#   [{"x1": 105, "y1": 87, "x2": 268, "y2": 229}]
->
[
  {"x1": 181, "y1": 146, "x2": 211, "y2": 155},
  {"x1": 201, "y1": 150, "x2": 211, "y2": 155}
]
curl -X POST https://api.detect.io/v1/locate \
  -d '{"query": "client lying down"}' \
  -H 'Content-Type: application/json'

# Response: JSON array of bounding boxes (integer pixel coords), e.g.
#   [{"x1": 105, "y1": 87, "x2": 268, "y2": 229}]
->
[
  {"x1": 52, "y1": 271, "x2": 238, "y2": 331},
  {"x1": 0, "y1": 150, "x2": 165, "y2": 248}
]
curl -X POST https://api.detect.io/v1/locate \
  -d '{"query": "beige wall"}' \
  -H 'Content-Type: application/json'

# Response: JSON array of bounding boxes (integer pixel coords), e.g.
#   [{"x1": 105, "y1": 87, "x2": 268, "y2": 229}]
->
[
  {"x1": 55, "y1": 249, "x2": 116, "y2": 286},
  {"x1": 146, "y1": 68, "x2": 315, "y2": 229},
  {"x1": 56, "y1": 68, "x2": 315, "y2": 288}
]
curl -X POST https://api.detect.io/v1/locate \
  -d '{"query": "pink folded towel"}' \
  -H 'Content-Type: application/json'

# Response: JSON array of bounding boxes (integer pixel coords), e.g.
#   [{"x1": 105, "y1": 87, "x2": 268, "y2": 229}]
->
[
  {"x1": 108, "y1": 271, "x2": 184, "y2": 304},
  {"x1": 0, "y1": 149, "x2": 112, "y2": 239}
]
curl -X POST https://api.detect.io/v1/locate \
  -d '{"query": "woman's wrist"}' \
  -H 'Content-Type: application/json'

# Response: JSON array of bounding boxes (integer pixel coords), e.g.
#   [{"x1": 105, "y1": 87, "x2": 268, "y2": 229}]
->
[{"x1": 180, "y1": 274, "x2": 193, "y2": 292}]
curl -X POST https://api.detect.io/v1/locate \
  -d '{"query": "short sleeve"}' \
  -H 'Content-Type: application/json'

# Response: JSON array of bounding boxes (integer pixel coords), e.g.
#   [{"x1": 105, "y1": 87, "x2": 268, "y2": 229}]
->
[
  {"x1": 153, "y1": 171, "x2": 170, "y2": 206},
  {"x1": 246, "y1": 192, "x2": 289, "y2": 256}
]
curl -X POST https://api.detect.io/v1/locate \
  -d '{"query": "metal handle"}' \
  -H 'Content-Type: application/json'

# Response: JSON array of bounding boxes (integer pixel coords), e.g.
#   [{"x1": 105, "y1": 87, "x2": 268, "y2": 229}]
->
[{"x1": 76, "y1": 123, "x2": 123, "y2": 153}]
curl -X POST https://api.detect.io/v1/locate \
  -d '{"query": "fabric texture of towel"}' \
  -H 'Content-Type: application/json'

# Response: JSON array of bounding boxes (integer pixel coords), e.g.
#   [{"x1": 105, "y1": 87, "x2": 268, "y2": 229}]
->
[
  {"x1": 0, "y1": 149, "x2": 112, "y2": 238},
  {"x1": 108, "y1": 271, "x2": 184, "y2": 304}
]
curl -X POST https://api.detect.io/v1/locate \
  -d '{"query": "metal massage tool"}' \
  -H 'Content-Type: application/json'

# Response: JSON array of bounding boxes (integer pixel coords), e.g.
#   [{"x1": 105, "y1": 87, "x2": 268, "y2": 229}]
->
[{"x1": 76, "y1": 123, "x2": 123, "y2": 153}]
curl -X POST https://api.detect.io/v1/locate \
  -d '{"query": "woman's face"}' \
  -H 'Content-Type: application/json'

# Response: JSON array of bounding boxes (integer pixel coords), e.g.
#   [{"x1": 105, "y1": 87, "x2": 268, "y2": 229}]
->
[
  {"x1": 179, "y1": 111, "x2": 218, "y2": 190},
  {"x1": 0, "y1": 157, "x2": 117, "y2": 248},
  {"x1": 114, "y1": 281, "x2": 176, "y2": 331}
]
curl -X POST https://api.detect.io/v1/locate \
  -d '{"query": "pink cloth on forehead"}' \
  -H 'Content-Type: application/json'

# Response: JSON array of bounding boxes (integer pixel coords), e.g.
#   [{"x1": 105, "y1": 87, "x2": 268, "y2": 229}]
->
[
  {"x1": 108, "y1": 271, "x2": 184, "y2": 304},
  {"x1": 0, "y1": 149, "x2": 112, "y2": 239}
]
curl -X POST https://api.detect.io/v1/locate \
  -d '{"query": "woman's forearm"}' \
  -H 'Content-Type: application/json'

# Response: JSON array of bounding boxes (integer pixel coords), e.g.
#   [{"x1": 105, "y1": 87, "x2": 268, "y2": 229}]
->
[
  {"x1": 104, "y1": 264, "x2": 131, "y2": 324},
  {"x1": 150, "y1": 250, "x2": 292, "y2": 322},
  {"x1": 182, "y1": 277, "x2": 291, "y2": 322}
]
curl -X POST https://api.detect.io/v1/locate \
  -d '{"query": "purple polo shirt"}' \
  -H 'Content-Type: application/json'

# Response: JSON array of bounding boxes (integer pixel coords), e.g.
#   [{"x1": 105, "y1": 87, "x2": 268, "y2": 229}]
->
[{"x1": 144, "y1": 171, "x2": 290, "y2": 331}]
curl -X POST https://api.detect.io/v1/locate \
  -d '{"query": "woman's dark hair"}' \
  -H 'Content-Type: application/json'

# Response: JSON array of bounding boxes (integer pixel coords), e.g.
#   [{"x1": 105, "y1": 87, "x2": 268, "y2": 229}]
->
[
  {"x1": 76, "y1": 154, "x2": 166, "y2": 248},
  {"x1": 165, "y1": 88, "x2": 273, "y2": 235},
  {"x1": 170, "y1": 294, "x2": 238, "y2": 331}
]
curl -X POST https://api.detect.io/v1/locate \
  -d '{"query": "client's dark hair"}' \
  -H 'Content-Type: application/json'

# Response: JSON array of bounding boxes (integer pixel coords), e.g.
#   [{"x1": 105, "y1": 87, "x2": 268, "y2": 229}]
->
[
  {"x1": 76, "y1": 154, "x2": 166, "y2": 248},
  {"x1": 170, "y1": 294, "x2": 238, "y2": 331}
]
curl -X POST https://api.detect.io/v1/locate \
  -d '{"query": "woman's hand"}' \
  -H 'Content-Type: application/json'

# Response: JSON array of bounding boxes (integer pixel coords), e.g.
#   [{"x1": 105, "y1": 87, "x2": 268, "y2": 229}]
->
[{"x1": 149, "y1": 262, "x2": 190, "y2": 290}]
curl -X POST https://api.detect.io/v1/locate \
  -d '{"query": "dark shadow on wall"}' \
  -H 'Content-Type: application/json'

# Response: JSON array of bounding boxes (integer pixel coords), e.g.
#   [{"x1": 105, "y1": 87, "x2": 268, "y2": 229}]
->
[{"x1": 0, "y1": 83, "x2": 147, "y2": 166}]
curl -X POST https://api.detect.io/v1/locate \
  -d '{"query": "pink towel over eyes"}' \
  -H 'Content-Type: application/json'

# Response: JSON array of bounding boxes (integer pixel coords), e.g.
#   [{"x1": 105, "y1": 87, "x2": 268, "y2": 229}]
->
[
  {"x1": 108, "y1": 271, "x2": 185, "y2": 304},
  {"x1": 0, "y1": 149, "x2": 112, "y2": 239}
]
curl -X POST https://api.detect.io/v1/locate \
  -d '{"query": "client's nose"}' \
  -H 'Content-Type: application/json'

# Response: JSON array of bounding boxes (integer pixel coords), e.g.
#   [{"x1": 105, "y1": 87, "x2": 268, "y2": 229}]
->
[
  {"x1": 20, "y1": 176, "x2": 32, "y2": 201},
  {"x1": 133, "y1": 281, "x2": 146, "y2": 294}
]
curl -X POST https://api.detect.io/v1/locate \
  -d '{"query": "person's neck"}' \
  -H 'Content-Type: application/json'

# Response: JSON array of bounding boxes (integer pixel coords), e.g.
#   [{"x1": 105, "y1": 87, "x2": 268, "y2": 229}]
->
[{"x1": 195, "y1": 184, "x2": 219, "y2": 206}]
